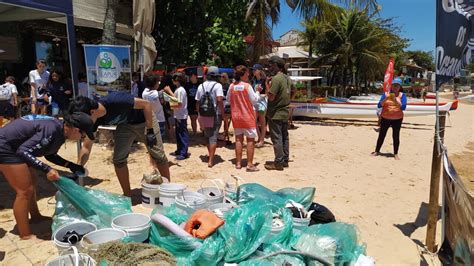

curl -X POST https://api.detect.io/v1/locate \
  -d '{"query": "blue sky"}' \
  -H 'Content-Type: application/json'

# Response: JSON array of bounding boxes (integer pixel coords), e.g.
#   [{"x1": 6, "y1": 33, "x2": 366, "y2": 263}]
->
[{"x1": 272, "y1": 0, "x2": 435, "y2": 52}]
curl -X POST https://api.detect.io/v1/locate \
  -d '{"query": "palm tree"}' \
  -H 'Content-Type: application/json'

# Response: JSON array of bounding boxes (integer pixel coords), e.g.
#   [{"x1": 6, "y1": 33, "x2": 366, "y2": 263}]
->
[
  {"x1": 313, "y1": 6, "x2": 407, "y2": 86},
  {"x1": 286, "y1": 0, "x2": 379, "y2": 19},
  {"x1": 245, "y1": 0, "x2": 281, "y2": 62},
  {"x1": 102, "y1": 0, "x2": 120, "y2": 44},
  {"x1": 298, "y1": 17, "x2": 321, "y2": 65},
  {"x1": 245, "y1": 0, "x2": 379, "y2": 63}
]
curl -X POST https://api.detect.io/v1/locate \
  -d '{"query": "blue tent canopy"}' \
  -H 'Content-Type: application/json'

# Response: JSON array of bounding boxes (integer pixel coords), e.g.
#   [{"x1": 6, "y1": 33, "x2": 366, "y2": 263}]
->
[{"x1": 0, "y1": 0, "x2": 78, "y2": 94}]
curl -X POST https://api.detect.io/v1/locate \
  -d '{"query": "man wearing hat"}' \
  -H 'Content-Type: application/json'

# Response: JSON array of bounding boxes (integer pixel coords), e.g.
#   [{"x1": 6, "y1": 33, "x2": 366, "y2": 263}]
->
[
  {"x1": 69, "y1": 91, "x2": 170, "y2": 197},
  {"x1": 264, "y1": 56, "x2": 291, "y2": 170},
  {"x1": 0, "y1": 112, "x2": 94, "y2": 240},
  {"x1": 195, "y1": 66, "x2": 225, "y2": 167}
]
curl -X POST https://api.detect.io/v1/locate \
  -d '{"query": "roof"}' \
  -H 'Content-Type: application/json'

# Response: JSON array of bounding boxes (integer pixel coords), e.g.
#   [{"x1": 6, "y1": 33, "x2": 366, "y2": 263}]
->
[
  {"x1": 48, "y1": 0, "x2": 133, "y2": 36},
  {"x1": 279, "y1": 29, "x2": 300, "y2": 38},
  {"x1": 261, "y1": 46, "x2": 311, "y2": 59}
]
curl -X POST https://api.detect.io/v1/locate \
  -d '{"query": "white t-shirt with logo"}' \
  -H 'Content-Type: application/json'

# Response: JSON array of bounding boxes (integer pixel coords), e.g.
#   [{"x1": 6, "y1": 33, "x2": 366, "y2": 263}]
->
[
  {"x1": 0, "y1": 82, "x2": 18, "y2": 104},
  {"x1": 29, "y1": 69, "x2": 50, "y2": 98},
  {"x1": 173, "y1": 86, "x2": 188, "y2": 120},
  {"x1": 142, "y1": 88, "x2": 166, "y2": 122},
  {"x1": 195, "y1": 81, "x2": 224, "y2": 115}
]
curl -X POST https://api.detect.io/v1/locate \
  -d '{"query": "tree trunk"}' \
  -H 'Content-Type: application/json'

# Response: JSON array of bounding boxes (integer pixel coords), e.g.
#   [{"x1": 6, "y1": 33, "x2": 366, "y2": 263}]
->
[{"x1": 102, "y1": 0, "x2": 119, "y2": 44}]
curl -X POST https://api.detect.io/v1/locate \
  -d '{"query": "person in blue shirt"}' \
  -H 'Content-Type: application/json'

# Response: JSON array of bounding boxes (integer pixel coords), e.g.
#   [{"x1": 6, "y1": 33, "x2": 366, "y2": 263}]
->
[
  {"x1": 0, "y1": 112, "x2": 94, "y2": 240},
  {"x1": 69, "y1": 91, "x2": 170, "y2": 197}
]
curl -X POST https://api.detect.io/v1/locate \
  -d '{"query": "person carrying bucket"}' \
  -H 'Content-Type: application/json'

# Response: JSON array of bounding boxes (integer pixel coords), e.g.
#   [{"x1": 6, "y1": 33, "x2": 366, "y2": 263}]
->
[
  {"x1": 0, "y1": 113, "x2": 95, "y2": 240},
  {"x1": 69, "y1": 91, "x2": 170, "y2": 197}
]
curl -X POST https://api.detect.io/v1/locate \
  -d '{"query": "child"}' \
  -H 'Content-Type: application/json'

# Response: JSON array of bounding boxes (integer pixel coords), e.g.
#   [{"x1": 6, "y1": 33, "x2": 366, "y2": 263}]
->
[
  {"x1": 0, "y1": 76, "x2": 18, "y2": 127},
  {"x1": 142, "y1": 75, "x2": 167, "y2": 140},
  {"x1": 47, "y1": 70, "x2": 72, "y2": 117},
  {"x1": 169, "y1": 72, "x2": 189, "y2": 160}
]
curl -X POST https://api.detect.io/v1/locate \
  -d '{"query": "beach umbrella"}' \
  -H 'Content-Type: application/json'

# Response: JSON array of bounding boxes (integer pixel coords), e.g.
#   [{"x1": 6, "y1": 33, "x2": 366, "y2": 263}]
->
[{"x1": 133, "y1": 0, "x2": 156, "y2": 79}]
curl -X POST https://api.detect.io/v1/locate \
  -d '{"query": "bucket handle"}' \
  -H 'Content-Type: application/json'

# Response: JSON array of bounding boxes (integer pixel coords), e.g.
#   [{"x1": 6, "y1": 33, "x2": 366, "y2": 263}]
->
[
  {"x1": 230, "y1": 175, "x2": 243, "y2": 204},
  {"x1": 59, "y1": 246, "x2": 80, "y2": 266},
  {"x1": 200, "y1": 179, "x2": 224, "y2": 195}
]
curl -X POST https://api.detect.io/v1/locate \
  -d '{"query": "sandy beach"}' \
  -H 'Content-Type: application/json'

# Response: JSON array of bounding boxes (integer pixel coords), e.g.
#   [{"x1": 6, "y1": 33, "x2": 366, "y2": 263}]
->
[{"x1": 0, "y1": 93, "x2": 472, "y2": 265}]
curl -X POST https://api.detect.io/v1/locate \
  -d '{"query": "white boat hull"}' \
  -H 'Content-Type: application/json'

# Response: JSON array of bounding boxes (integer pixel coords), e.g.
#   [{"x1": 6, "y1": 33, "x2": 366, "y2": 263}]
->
[{"x1": 290, "y1": 102, "x2": 455, "y2": 118}]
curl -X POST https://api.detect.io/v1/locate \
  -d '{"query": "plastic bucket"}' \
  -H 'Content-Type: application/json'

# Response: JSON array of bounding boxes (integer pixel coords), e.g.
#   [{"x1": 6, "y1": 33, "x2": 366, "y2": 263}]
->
[
  {"x1": 111, "y1": 213, "x2": 151, "y2": 243},
  {"x1": 81, "y1": 228, "x2": 127, "y2": 252},
  {"x1": 292, "y1": 217, "x2": 310, "y2": 231},
  {"x1": 141, "y1": 182, "x2": 161, "y2": 209},
  {"x1": 197, "y1": 179, "x2": 224, "y2": 205},
  {"x1": 158, "y1": 183, "x2": 187, "y2": 207},
  {"x1": 52, "y1": 221, "x2": 97, "y2": 254},
  {"x1": 207, "y1": 203, "x2": 235, "y2": 219},
  {"x1": 175, "y1": 191, "x2": 207, "y2": 215},
  {"x1": 46, "y1": 246, "x2": 96, "y2": 266}
]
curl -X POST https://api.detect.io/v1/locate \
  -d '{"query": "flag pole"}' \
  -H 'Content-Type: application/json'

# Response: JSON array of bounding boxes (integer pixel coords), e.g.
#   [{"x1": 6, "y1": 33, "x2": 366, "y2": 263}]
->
[{"x1": 425, "y1": 0, "x2": 444, "y2": 252}]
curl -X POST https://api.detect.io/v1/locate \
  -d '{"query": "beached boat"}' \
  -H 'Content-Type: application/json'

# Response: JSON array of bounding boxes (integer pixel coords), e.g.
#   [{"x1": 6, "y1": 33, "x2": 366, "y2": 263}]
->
[{"x1": 290, "y1": 100, "x2": 458, "y2": 118}]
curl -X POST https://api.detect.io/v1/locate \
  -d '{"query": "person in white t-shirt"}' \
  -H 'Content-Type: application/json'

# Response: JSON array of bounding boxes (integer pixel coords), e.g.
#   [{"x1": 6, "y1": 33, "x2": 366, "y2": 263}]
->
[
  {"x1": 142, "y1": 75, "x2": 167, "y2": 140},
  {"x1": 29, "y1": 59, "x2": 50, "y2": 114},
  {"x1": 195, "y1": 66, "x2": 225, "y2": 167},
  {"x1": 0, "y1": 76, "x2": 18, "y2": 126},
  {"x1": 167, "y1": 72, "x2": 189, "y2": 160}
]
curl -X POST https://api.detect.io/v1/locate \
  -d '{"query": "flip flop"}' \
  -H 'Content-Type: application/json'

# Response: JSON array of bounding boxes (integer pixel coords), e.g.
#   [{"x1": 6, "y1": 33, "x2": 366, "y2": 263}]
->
[
  {"x1": 246, "y1": 166, "x2": 259, "y2": 172},
  {"x1": 256, "y1": 143, "x2": 264, "y2": 148},
  {"x1": 236, "y1": 164, "x2": 242, "y2": 169}
]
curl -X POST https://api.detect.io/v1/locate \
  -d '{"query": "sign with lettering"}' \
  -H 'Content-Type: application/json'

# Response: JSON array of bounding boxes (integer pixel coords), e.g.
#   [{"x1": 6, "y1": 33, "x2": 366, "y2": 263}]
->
[
  {"x1": 436, "y1": 0, "x2": 474, "y2": 87},
  {"x1": 83, "y1": 45, "x2": 131, "y2": 96}
]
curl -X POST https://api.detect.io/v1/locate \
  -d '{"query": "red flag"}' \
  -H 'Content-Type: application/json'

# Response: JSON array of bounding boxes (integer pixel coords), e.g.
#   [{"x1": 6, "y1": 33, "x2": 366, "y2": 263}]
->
[{"x1": 383, "y1": 58, "x2": 395, "y2": 93}]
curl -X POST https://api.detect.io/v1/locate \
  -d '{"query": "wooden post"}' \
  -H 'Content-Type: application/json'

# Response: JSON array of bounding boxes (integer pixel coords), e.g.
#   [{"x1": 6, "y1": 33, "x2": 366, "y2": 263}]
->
[{"x1": 425, "y1": 110, "x2": 447, "y2": 252}]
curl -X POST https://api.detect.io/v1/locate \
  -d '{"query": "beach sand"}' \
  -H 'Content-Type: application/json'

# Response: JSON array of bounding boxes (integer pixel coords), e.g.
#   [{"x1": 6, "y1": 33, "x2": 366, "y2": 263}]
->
[{"x1": 0, "y1": 94, "x2": 472, "y2": 265}]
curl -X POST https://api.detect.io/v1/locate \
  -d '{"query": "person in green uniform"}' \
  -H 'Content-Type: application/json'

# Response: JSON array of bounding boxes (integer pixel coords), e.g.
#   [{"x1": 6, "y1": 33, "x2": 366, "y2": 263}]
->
[{"x1": 264, "y1": 56, "x2": 291, "y2": 171}]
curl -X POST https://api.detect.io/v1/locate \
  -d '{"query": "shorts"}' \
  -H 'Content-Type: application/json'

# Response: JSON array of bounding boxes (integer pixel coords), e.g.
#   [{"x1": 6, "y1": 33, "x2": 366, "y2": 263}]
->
[
  {"x1": 203, "y1": 115, "x2": 222, "y2": 145},
  {"x1": 0, "y1": 137, "x2": 23, "y2": 164},
  {"x1": 29, "y1": 97, "x2": 48, "y2": 106},
  {"x1": 234, "y1": 128, "x2": 258, "y2": 138},
  {"x1": 0, "y1": 101, "x2": 15, "y2": 118},
  {"x1": 113, "y1": 122, "x2": 168, "y2": 166},
  {"x1": 187, "y1": 103, "x2": 198, "y2": 116}
]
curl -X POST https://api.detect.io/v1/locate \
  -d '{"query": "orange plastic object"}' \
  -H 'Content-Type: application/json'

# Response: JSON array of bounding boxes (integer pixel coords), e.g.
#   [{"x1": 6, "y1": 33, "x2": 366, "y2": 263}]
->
[{"x1": 184, "y1": 210, "x2": 225, "y2": 239}]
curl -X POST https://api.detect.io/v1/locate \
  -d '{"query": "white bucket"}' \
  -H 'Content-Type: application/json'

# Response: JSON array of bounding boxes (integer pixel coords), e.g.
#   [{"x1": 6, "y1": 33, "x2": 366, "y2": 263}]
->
[
  {"x1": 111, "y1": 213, "x2": 151, "y2": 243},
  {"x1": 175, "y1": 191, "x2": 207, "y2": 215},
  {"x1": 197, "y1": 179, "x2": 224, "y2": 205},
  {"x1": 292, "y1": 217, "x2": 310, "y2": 232},
  {"x1": 158, "y1": 183, "x2": 187, "y2": 207},
  {"x1": 81, "y1": 228, "x2": 127, "y2": 251},
  {"x1": 46, "y1": 246, "x2": 96, "y2": 266},
  {"x1": 52, "y1": 221, "x2": 97, "y2": 254},
  {"x1": 207, "y1": 203, "x2": 235, "y2": 219},
  {"x1": 141, "y1": 182, "x2": 161, "y2": 209}
]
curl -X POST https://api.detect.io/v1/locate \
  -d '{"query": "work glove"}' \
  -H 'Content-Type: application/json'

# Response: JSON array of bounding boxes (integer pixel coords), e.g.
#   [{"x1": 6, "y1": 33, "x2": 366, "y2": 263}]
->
[
  {"x1": 68, "y1": 163, "x2": 86, "y2": 177},
  {"x1": 184, "y1": 209, "x2": 224, "y2": 239},
  {"x1": 146, "y1": 128, "x2": 157, "y2": 147}
]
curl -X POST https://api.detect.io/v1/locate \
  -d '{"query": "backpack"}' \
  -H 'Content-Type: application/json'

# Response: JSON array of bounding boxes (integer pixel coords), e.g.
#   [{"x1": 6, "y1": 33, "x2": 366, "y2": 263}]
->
[
  {"x1": 199, "y1": 82, "x2": 218, "y2": 117},
  {"x1": 0, "y1": 83, "x2": 12, "y2": 101}
]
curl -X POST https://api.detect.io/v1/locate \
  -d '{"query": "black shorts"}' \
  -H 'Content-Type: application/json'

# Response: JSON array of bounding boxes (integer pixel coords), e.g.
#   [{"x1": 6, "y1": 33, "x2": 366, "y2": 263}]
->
[
  {"x1": 0, "y1": 101, "x2": 15, "y2": 118},
  {"x1": 0, "y1": 138, "x2": 23, "y2": 164}
]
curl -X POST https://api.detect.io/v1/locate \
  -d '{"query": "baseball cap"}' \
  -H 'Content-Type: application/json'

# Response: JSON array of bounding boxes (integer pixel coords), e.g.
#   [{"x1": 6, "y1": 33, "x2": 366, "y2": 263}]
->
[
  {"x1": 392, "y1": 77, "x2": 403, "y2": 85},
  {"x1": 207, "y1": 66, "x2": 220, "y2": 77},
  {"x1": 65, "y1": 112, "x2": 95, "y2": 140},
  {"x1": 252, "y1": 64, "x2": 263, "y2": 70}
]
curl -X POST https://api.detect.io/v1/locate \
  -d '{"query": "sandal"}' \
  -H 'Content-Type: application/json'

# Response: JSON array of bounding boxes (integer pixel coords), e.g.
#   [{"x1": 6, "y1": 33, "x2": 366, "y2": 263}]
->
[
  {"x1": 256, "y1": 142, "x2": 264, "y2": 148},
  {"x1": 246, "y1": 165, "x2": 260, "y2": 172},
  {"x1": 236, "y1": 164, "x2": 242, "y2": 169},
  {"x1": 370, "y1": 152, "x2": 379, "y2": 156}
]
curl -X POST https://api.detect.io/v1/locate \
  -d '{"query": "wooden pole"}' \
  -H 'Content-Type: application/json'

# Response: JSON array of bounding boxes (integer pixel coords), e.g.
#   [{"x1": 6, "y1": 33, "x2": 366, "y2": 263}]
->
[{"x1": 425, "y1": 110, "x2": 447, "y2": 252}]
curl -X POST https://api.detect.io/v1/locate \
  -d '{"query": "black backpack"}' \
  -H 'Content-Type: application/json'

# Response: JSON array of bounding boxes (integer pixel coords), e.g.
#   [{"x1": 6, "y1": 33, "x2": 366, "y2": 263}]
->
[{"x1": 199, "y1": 82, "x2": 217, "y2": 117}]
